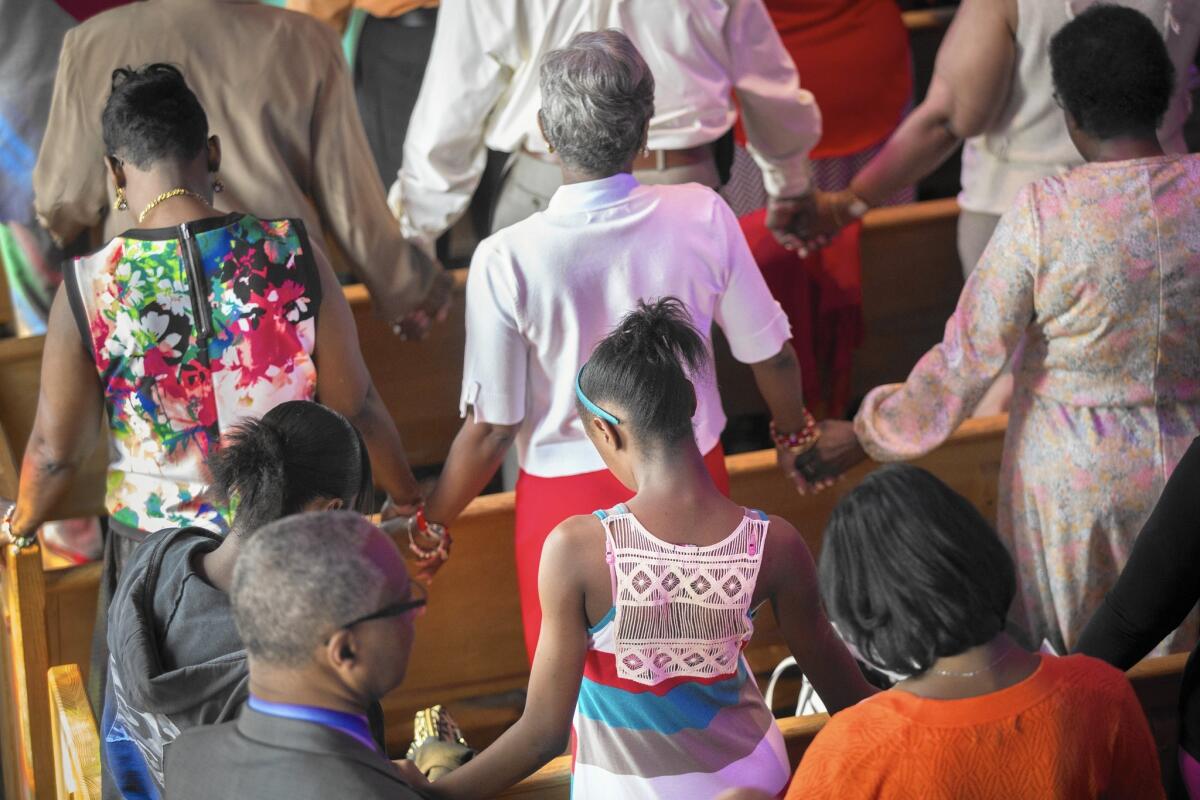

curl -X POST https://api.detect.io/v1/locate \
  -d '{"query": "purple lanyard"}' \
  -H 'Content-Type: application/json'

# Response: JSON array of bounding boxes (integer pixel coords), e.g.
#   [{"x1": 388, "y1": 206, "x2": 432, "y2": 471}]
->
[{"x1": 247, "y1": 695, "x2": 378, "y2": 753}]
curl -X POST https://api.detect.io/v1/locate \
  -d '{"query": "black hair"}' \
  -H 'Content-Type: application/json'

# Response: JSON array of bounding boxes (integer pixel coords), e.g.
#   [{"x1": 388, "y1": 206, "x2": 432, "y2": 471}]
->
[
  {"x1": 1050, "y1": 5, "x2": 1174, "y2": 139},
  {"x1": 101, "y1": 63, "x2": 209, "y2": 169},
  {"x1": 578, "y1": 297, "x2": 709, "y2": 447},
  {"x1": 206, "y1": 401, "x2": 373, "y2": 538},
  {"x1": 818, "y1": 464, "x2": 1016, "y2": 676}
]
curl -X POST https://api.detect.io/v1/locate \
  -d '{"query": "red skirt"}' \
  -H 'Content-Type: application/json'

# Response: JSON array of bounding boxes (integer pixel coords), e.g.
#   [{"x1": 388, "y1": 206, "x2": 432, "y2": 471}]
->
[{"x1": 513, "y1": 445, "x2": 731, "y2": 661}]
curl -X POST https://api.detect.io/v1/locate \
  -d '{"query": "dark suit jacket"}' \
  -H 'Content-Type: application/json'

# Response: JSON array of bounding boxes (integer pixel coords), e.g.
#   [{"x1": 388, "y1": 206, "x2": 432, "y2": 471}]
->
[{"x1": 163, "y1": 706, "x2": 422, "y2": 800}]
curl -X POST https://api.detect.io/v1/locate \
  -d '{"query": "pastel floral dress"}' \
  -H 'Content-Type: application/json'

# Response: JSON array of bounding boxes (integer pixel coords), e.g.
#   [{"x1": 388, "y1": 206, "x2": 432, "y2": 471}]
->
[
  {"x1": 855, "y1": 155, "x2": 1200, "y2": 654},
  {"x1": 64, "y1": 213, "x2": 321, "y2": 535}
]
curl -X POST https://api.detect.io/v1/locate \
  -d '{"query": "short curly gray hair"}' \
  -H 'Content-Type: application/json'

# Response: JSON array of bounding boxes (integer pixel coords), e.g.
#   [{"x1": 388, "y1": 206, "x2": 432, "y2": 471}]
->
[
  {"x1": 231, "y1": 510, "x2": 387, "y2": 666},
  {"x1": 539, "y1": 29, "x2": 655, "y2": 176}
]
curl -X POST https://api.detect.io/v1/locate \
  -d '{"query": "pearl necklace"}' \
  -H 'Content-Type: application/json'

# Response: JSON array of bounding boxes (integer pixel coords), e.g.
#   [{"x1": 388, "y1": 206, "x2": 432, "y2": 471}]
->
[{"x1": 930, "y1": 643, "x2": 1015, "y2": 678}]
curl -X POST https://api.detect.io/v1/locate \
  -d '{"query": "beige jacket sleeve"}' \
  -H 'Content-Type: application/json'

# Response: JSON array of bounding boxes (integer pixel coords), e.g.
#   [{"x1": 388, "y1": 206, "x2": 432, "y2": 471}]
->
[
  {"x1": 307, "y1": 22, "x2": 440, "y2": 320},
  {"x1": 33, "y1": 29, "x2": 109, "y2": 248}
]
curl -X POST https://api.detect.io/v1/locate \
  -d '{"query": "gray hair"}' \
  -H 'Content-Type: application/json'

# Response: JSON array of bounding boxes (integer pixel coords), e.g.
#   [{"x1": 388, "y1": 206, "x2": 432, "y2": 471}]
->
[
  {"x1": 539, "y1": 29, "x2": 655, "y2": 176},
  {"x1": 231, "y1": 510, "x2": 387, "y2": 667}
]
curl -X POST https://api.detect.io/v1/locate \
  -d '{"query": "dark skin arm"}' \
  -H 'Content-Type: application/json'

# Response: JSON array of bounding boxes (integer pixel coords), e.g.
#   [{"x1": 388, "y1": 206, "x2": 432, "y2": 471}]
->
[
  {"x1": 748, "y1": 342, "x2": 828, "y2": 493},
  {"x1": 309, "y1": 239, "x2": 422, "y2": 509},
  {"x1": 421, "y1": 411, "x2": 519, "y2": 526},
  {"x1": 411, "y1": 516, "x2": 593, "y2": 799},
  {"x1": 9, "y1": 285, "x2": 105, "y2": 540},
  {"x1": 755, "y1": 515, "x2": 876, "y2": 711},
  {"x1": 812, "y1": 0, "x2": 1017, "y2": 236}
]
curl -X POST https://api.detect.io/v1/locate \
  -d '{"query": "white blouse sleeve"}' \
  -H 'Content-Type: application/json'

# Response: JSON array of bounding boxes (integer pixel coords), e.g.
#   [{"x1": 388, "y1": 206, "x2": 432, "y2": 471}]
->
[
  {"x1": 712, "y1": 196, "x2": 793, "y2": 364},
  {"x1": 460, "y1": 241, "x2": 528, "y2": 426}
]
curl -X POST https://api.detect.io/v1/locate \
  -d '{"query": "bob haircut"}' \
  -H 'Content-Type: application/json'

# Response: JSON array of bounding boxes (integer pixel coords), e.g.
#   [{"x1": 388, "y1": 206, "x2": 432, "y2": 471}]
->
[{"x1": 818, "y1": 464, "x2": 1016, "y2": 676}]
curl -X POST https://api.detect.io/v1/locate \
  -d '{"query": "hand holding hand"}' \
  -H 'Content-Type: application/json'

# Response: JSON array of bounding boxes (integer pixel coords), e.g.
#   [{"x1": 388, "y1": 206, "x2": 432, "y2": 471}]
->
[
  {"x1": 393, "y1": 270, "x2": 453, "y2": 341},
  {"x1": 792, "y1": 420, "x2": 869, "y2": 486},
  {"x1": 764, "y1": 192, "x2": 819, "y2": 255}
]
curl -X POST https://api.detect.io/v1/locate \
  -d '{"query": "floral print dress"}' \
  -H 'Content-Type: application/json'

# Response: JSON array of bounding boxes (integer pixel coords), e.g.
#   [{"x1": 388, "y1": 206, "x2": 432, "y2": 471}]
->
[
  {"x1": 64, "y1": 213, "x2": 321, "y2": 534},
  {"x1": 854, "y1": 155, "x2": 1200, "y2": 654}
]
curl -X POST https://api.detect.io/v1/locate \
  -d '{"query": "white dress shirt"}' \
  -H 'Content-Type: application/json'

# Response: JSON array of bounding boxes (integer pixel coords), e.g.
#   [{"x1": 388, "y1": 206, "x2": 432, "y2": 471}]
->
[
  {"x1": 461, "y1": 173, "x2": 792, "y2": 478},
  {"x1": 392, "y1": 0, "x2": 821, "y2": 241}
]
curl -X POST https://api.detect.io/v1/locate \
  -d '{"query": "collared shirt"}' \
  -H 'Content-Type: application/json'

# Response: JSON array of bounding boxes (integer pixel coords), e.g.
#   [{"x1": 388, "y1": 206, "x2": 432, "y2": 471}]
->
[
  {"x1": 461, "y1": 173, "x2": 792, "y2": 478},
  {"x1": 286, "y1": 0, "x2": 437, "y2": 33},
  {"x1": 33, "y1": 0, "x2": 437, "y2": 320},
  {"x1": 247, "y1": 696, "x2": 379, "y2": 754},
  {"x1": 392, "y1": 0, "x2": 821, "y2": 241}
]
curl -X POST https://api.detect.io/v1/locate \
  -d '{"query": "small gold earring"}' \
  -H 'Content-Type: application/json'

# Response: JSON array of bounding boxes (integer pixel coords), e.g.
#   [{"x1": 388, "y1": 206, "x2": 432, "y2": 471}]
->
[
  {"x1": 212, "y1": 177, "x2": 225, "y2": 193},
  {"x1": 547, "y1": 144, "x2": 555, "y2": 154},
  {"x1": 113, "y1": 187, "x2": 128, "y2": 212}
]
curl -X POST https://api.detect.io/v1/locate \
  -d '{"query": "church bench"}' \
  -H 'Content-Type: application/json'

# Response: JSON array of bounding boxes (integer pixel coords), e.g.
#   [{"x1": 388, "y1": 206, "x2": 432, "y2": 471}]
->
[
  {"x1": 0, "y1": 415, "x2": 1007, "y2": 795},
  {"x1": 47, "y1": 664, "x2": 100, "y2": 800},
  {"x1": 495, "y1": 650, "x2": 1189, "y2": 799},
  {"x1": 350, "y1": 198, "x2": 965, "y2": 462}
]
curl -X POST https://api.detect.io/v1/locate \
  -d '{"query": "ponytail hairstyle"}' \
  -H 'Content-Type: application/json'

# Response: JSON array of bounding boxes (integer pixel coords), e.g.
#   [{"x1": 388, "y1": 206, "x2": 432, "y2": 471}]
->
[
  {"x1": 206, "y1": 401, "x2": 373, "y2": 538},
  {"x1": 577, "y1": 297, "x2": 709, "y2": 447}
]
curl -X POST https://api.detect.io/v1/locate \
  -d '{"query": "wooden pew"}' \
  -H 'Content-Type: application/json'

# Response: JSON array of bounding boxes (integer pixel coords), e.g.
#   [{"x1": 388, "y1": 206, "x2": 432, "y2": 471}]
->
[
  {"x1": 379, "y1": 414, "x2": 1007, "y2": 751},
  {"x1": 350, "y1": 198, "x2": 964, "y2": 465},
  {"x1": 0, "y1": 414, "x2": 1008, "y2": 795},
  {"x1": 47, "y1": 665, "x2": 99, "y2": 800},
  {"x1": 496, "y1": 651, "x2": 1189, "y2": 799}
]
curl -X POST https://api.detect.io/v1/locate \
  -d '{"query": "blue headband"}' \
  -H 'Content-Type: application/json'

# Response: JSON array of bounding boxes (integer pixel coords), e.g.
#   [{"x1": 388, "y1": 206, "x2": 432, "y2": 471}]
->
[{"x1": 575, "y1": 364, "x2": 620, "y2": 425}]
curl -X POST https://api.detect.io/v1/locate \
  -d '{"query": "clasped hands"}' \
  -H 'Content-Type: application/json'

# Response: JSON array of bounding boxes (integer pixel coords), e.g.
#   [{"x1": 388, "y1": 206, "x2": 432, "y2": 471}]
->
[
  {"x1": 777, "y1": 420, "x2": 869, "y2": 496},
  {"x1": 764, "y1": 190, "x2": 866, "y2": 257},
  {"x1": 391, "y1": 269, "x2": 454, "y2": 342}
]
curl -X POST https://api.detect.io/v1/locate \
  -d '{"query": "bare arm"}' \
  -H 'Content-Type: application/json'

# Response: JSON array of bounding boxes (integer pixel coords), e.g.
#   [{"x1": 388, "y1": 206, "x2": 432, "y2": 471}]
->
[
  {"x1": 747, "y1": 343, "x2": 826, "y2": 493},
  {"x1": 10, "y1": 286, "x2": 104, "y2": 539},
  {"x1": 423, "y1": 519, "x2": 591, "y2": 798},
  {"x1": 421, "y1": 412, "x2": 518, "y2": 526},
  {"x1": 848, "y1": 0, "x2": 1016, "y2": 207},
  {"x1": 309, "y1": 240, "x2": 421, "y2": 506},
  {"x1": 758, "y1": 516, "x2": 876, "y2": 712}
]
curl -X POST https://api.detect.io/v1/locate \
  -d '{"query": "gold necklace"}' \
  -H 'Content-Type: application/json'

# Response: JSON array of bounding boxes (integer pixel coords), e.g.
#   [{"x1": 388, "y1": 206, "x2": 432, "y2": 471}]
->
[{"x1": 137, "y1": 188, "x2": 207, "y2": 224}]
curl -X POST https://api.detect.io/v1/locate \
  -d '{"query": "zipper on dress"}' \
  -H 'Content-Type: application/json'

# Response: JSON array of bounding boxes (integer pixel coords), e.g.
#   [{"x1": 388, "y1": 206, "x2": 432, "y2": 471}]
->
[{"x1": 178, "y1": 222, "x2": 212, "y2": 341}]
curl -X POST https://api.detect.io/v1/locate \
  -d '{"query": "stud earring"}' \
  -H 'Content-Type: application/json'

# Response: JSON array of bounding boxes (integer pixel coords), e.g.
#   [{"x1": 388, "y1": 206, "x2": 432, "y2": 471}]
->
[
  {"x1": 547, "y1": 144, "x2": 556, "y2": 154},
  {"x1": 113, "y1": 187, "x2": 128, "y2": 212},
  {"x1": 212, "y1": 177, "x2": 225, "y2": 193}
]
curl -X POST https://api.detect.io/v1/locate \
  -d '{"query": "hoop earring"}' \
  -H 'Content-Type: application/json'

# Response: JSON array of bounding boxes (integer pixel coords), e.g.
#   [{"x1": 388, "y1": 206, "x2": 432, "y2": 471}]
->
[
  {"x1": 212, "y1": 177, "x2": 225, "y2": 193},
  {"x1": 113, "y1": 187, "x2": 128, "y2": 212}
]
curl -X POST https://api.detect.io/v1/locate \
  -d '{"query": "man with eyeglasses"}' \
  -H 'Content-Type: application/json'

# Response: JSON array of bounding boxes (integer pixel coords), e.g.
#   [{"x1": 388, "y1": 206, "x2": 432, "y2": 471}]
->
[{"x1": 164, "y1": 511, "x2": 427, "y2": 800}]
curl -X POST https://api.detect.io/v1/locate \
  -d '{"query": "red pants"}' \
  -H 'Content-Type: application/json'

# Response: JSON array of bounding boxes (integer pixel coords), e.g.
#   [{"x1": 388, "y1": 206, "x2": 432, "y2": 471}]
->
[{"x1": 514, "y1": 445, "x2": 730, "y2": 662}]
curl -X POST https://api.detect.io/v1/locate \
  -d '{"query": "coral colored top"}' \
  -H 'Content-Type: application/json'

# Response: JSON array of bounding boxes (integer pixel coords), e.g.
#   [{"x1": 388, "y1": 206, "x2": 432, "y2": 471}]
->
[{"x1": 786, "y1": 655, "x2": 1164, "y2": 799}]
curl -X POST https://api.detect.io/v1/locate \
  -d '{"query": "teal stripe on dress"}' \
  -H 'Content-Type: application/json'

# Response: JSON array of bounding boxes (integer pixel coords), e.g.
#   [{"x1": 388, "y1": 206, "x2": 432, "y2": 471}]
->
[{"x1": 576, "y1": 661, "x2": 750, "y2": 734}]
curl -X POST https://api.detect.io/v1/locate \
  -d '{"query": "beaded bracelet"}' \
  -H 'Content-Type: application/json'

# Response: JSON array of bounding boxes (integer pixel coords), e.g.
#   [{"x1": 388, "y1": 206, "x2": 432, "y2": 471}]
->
[
  {"x1": 770, "y1": 410, "x2": 819, "y2": 455},
  {"x1": 0, "y1": 504, "x2": 35, "y2": 549},
  {"x1": 407, "y1": 508, "x2": 451, "y2": 561}
]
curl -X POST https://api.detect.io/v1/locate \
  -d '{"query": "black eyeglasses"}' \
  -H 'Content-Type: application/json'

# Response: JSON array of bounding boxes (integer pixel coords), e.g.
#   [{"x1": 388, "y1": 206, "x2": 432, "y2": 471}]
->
[{"x1": 339, "y1": 582, "x2": 427, "y2": 630}]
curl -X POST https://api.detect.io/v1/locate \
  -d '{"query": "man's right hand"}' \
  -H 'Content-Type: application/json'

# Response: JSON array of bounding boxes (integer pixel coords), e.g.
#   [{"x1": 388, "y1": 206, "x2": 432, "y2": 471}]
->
[{"x1": 393, "y1": 270, "x2": 453, "y2": 341}]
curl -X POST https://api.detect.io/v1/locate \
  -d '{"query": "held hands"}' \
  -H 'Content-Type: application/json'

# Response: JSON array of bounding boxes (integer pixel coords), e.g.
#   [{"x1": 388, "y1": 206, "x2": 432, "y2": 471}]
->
[
  {"x1": 765, "y1": 190, "x2": 869, "y2": 257},
  {"x1": 392, "y1": 269, "x2": 453, "y2": 342},
  {"x1": 792, "y1": 420, "x2": 869, "y2": 490},
  {"x1": 380, "y1": 495, "x2": 451, "y2": 583}
]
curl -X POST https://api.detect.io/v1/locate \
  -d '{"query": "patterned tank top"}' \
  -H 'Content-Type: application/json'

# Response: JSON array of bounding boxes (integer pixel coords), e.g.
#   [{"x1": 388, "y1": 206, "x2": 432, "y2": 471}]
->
[
  {"x1": 571, "y1": 504, "x2": 790, "y2": 799},
  {"x1": 65, "y1": 213, "x2": 321, "y2": 534}
]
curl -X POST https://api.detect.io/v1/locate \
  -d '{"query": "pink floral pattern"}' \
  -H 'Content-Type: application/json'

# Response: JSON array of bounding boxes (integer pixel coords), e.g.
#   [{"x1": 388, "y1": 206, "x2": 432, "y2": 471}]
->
[
  {"x1": 855, "y1": 155, "x2": 1200, "y2": 653},
  {"x1": 68, "y1": 214, "x2": 319, "y2": 533}
]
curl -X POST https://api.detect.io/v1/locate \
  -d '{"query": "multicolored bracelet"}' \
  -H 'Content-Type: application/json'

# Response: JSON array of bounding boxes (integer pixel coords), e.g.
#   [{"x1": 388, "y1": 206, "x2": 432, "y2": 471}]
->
[
  {"x1": 407, "y1": 508, "x2": 451, "y2": 561},
  {"x1": 770, "y1": 410, "x2": 819, "y2": 455}
]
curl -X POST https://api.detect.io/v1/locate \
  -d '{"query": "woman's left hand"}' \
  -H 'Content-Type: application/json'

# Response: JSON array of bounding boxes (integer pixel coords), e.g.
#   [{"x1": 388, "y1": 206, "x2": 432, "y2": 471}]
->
[{"x1": 794, "y1": 420, "x2": 869, "y2": 485}]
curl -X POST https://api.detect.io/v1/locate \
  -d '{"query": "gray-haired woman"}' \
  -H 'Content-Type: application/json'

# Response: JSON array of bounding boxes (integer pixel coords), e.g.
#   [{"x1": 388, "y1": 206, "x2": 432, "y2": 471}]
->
[{"x1": 420, "y1": 29, "x2": 822, "y2": 663}]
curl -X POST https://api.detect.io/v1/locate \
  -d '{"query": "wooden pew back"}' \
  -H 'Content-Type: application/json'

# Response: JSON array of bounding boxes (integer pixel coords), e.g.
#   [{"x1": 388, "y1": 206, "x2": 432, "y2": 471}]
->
[
  {"x1": 47, "y1": 664, "x2": 100, "y2": 800},
  {"x1": 497, "y1": 652, "x2": 1189, "y2": 799}
]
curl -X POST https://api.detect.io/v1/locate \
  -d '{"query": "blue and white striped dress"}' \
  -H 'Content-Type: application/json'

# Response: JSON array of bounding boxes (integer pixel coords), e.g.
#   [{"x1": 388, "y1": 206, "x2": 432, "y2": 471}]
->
[{"x1": 570, "y1": 505, "x2": 789, "y2": 799}]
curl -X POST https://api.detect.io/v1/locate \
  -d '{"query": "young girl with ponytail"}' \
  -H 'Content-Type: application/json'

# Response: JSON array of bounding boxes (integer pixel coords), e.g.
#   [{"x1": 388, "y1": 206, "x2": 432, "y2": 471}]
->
[
  {"x1": 409, "y1": 299, "x2": 874, "y2": 800},
  {"x1": 102, "y1": 401, "x2": 375, "y2": 800}
]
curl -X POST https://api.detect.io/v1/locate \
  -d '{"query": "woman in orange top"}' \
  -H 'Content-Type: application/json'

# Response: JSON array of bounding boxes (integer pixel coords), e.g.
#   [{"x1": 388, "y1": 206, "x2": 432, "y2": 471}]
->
[{"x1": 786, "y1": 464, "x2": 1163, "y2": 799}]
